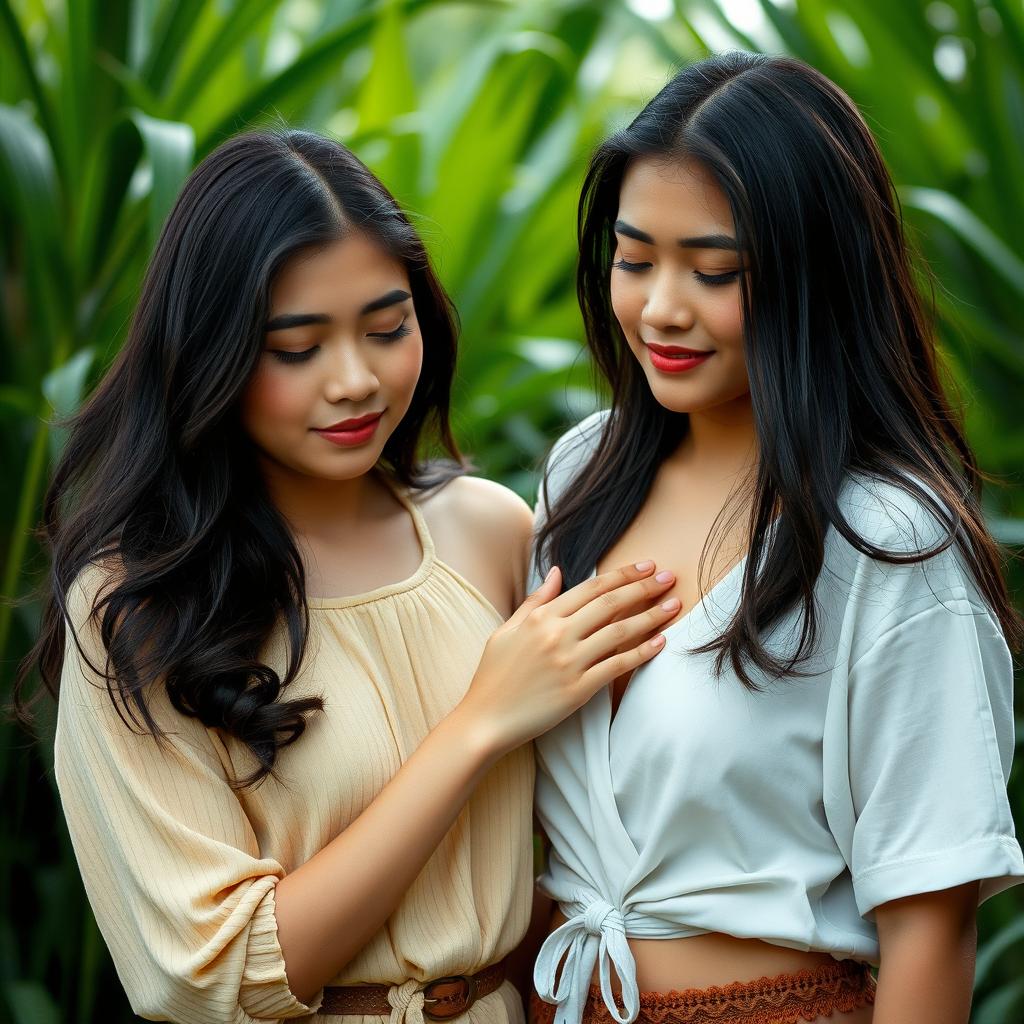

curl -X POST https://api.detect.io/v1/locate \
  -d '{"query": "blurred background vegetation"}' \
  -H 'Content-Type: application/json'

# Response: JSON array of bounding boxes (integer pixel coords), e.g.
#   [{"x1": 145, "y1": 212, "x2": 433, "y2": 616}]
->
[{"x1": 1, "y1": 0, "x2": 1022, "y2": 1021}]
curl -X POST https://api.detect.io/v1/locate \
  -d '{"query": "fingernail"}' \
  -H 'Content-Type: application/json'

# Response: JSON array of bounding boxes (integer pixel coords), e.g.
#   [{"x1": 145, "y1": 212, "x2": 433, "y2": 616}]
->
[
  {"x1": 661, "y1": 599, "x2": 680, "y2": 611},
  {"x1": 635, "y1": 560, "x2": 654, "y2": 572},
  {"x1": 651, "y1": 634, "x2": 666, "y2": 648},
  {"x1": 655, "y1": 571, "x2": 674, "y2": 584},
  {"x1": 545, "y1": 566, "x2": 557, "y2": 581}
]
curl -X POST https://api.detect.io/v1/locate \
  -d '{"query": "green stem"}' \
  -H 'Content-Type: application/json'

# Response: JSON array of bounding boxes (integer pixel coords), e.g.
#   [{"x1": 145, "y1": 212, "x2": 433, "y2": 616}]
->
[{"x1": 0, "y1": 409, "x2": 51, "y2": 682}]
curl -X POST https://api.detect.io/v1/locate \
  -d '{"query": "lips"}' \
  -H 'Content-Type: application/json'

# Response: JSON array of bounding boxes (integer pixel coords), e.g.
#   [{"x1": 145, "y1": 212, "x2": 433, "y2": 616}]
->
[
  {"x1": 644, "y1": 342, "x2": 714, "y2": 375},
  {"x1": 317, "y1": 412, "x2": 383, "y2": 432},
  {"x1": 313, "y1": 411, "x2": 385, "y2": 449},
  {"x1": 645, "y1": 343, "x2": 713, "y2": 357}
]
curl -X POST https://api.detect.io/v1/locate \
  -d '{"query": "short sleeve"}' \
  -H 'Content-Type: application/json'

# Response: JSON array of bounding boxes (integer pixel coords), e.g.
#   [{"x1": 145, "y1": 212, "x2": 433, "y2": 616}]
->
[
  {"x1": 841, "y1": 548, "x2": 1024, "y2": 917},
  {"x1": 54, "y1": 566, "x2": 323, "y2": 1024},
  {"x1": 528, "y1": 409, "x2": 610, "y2": 593}
]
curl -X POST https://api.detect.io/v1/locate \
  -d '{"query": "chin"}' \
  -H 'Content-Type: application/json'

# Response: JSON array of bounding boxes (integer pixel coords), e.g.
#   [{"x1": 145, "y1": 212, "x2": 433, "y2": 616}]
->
[
  {"x1": 643, "y1": 378, "x2": 708, "y2": 414},
  {"x1": 311, "y1": 453, "x2": 382, "y2": 479}
]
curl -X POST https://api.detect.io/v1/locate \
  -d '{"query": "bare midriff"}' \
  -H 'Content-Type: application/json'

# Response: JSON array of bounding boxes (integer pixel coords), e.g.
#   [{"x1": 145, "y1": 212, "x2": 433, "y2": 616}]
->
[{"x1": 547, "y1": 906, "x2": 861, "y2": 995}]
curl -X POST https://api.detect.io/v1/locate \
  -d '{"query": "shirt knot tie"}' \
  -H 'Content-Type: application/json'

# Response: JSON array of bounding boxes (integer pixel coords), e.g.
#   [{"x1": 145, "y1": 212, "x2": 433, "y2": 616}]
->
[
  {"x1": 582, "y1": 899, "x2": 624, "y2": 937},
  {"x1": 533, "y1": 891, "x2": 639, "y2": 1024}
]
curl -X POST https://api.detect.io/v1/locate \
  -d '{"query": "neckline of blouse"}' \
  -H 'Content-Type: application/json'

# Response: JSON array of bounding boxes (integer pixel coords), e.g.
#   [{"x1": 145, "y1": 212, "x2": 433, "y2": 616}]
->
[{"x1": 305, "y1": 473, "x2": 437, "y2": 610}]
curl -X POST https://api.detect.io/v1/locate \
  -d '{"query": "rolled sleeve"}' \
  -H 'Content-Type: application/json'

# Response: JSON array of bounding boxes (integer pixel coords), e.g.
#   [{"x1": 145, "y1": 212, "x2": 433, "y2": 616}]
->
[
  {"x1": 54, "y1": 566, "x2": 322, "y2": 1023},
  {"x1": 844, "y1": 581, "x2": 1024, "y2": 917}
]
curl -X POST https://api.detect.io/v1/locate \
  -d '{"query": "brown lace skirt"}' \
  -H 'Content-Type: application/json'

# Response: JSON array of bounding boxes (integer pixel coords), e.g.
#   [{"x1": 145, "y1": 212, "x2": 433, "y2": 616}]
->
[{"x1": 528, "y1": 959, "x2": 875, "y2": 1024}]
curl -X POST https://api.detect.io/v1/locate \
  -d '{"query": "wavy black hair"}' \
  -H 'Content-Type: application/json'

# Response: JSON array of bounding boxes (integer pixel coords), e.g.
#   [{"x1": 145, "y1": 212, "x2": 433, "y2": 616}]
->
[
  {"x1": 17, "y1": 128, "x2": 466, "y2": 784},
  {"x1": 536, "y1": 52, "x2": 1021, "y2": 685}
]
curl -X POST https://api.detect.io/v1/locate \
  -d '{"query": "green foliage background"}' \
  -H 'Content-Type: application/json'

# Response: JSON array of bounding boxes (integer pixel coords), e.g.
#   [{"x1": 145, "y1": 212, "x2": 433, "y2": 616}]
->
[{"x1": 1, "y1": 0, "x2": 1021, "y2": 1021}]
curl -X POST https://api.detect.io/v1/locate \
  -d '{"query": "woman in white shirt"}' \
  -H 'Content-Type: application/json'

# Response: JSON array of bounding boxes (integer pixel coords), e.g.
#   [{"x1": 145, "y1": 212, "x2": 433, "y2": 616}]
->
[{"x1": 528, "y1": 53, "x2": 1023, "y2": 1024}]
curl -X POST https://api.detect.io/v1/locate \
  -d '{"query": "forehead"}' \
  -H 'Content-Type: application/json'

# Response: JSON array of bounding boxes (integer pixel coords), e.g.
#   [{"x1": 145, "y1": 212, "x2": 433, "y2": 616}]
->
[
  {"x1": 270, "y1": 231, "x2": 409, "y2": 311},
  {"x1": 617, "y1": 156, "x2": 734, "y2": 237}
]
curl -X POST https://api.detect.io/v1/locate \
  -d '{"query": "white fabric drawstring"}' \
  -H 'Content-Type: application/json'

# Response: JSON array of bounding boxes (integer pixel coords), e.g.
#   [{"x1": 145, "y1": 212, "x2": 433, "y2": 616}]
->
[
  {"x1": 533, "y1": 894, "x2": 639, "y2": 1024},
  {"x1": 387, "y1": 979, "x2": 426, "y2": 1024}
]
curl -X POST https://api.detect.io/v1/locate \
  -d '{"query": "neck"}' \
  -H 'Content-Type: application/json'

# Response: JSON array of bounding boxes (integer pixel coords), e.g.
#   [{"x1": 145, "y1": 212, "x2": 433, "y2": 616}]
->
[
  {"x1": 259, "y1": 458, "x2": 385, "y2": 541},
  {"x1": 670, "y1": 393, "x2": 758, "y2": 479}
]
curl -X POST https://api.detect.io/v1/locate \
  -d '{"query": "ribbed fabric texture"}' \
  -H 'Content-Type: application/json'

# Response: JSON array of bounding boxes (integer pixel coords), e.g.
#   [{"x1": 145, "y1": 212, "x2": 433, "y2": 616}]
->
[{"x1": 54, "y1": 485, "x2": 535, "y2": 1024}]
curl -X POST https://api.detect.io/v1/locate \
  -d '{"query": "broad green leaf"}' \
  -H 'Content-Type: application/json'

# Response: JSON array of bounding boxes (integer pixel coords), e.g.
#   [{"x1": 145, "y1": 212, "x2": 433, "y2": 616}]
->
[
  {"x1": 901, "y1": 187, "x2": 1024, "y2": 298},
  {"x1": 0, "y1": 103, "x2": 68, "y2": 369},
  {"x1": 360, "y1": 1, "x2": 417, "y2": 129},
  {"x1": 989, "y1": 518, "x2": 1024, "y2": 547},
  {"x1": 357, "y1": 1, "x2": 420, "y2": 200},
  {"x1": 0, "y1": 387, "x2": 36, "y2": 418},
  {"x1": 972, "y1": 975, "x2": 1024, "y2": 1024},
  {"x1": 425, "y1": 40, "x2": 567, "y2": 292},
  {"x1": 129, "y1": 110, "x2": 195, "y2": 248},
  {"x1": 42, "y1": 347, "x2": 94, "y2": 417},
  {"x1": 164, "y1": 0, "x2": 282, "y2": 114},
  {"x1": 976, "y1": 914, "x2": 1024, "y2": 987},
  {"x1": 198, "y1": 0, "x2": 501, "y2": 151},
  {"x1": 3, "y1": 980, "x2": 60, "y2": 1024},
  {"x1": 143, "y1": 0, "x2": 210, "y2": 92},
  {"x1": 0, "y1": 0, "x2": 59, "y2": 155},
  {"x1": 42, "y1": 347, "x2": 95, "y2": 463}
]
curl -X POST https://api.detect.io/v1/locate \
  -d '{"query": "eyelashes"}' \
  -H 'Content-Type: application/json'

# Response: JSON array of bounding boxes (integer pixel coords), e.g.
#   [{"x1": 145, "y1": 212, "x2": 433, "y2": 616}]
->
[
  {"x1": 612, "y1": 259, "x2": 741, "y2": 287},
  {"x1": 368, "y1": 320, "x2": 412, "y2": 343},
  {"x1": 269, "y1": 319, "x2": 411, "y2": 364},
  {"x1": 694, "y1": 270, "x2": 740, "y2": 286},
  {"x1": 612, "y1": 258, "x2": 651, "y2": 274},
  {"x1": 272, "y1": 348, "x2": 317, "y2": 364}
]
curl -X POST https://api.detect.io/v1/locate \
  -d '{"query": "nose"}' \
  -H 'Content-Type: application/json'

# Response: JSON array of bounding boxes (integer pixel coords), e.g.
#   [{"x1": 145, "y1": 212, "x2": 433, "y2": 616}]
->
[
  {"x1": 323, "y1": 342, "x2": 379, "y2": 404},
  {"x1": 641, "y1": 268, "x2": 695, "y2": 334}
]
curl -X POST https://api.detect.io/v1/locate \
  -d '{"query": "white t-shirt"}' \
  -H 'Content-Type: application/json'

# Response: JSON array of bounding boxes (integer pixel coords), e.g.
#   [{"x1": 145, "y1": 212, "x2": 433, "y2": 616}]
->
[{"x1": 530, "y1": 410, "x2": 1023, "y2": 1024}]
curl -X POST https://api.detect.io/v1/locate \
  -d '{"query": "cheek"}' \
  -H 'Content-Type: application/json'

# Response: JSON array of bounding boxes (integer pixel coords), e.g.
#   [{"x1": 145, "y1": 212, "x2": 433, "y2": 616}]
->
[
  {"x1": 383, "y1": 336, "x2": 424, "y2": 394},
  {"x1": 610, "y1": 276, "x2": 643, "y2": 338},
  {"x1": 241, "y1": 364, "x2": 310, "y2": 428},
  {"x1": 701, "y1": 290, "x2": 744, "y2": 347}
]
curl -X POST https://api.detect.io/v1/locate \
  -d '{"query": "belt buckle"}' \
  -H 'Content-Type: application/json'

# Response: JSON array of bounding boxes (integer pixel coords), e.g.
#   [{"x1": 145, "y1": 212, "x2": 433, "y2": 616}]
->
[{"x1": 421, "y1": 975, "x2": 479, "y2": 1020}]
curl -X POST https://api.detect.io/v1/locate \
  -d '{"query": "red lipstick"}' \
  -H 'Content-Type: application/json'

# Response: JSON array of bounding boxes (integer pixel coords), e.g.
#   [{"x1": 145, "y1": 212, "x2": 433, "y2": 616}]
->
[
  {"x1": 645, "y1": 342, "x2": 714, "y2": 374},
  {"x1": 314, "y1": 411, "x2": 384, "y2": 448}
]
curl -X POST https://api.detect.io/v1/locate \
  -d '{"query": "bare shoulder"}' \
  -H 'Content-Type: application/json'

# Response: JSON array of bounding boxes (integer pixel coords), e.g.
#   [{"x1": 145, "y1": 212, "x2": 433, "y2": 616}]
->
[
  {"x1": 421, "y1": 474, "x2": 534, "y2": 556},
  {"x1": 435, "y1": 474, "x2": 531, "y2": 528},
  {"x1": 418, "y1": 474, "x2": 535, "y2": 615}
]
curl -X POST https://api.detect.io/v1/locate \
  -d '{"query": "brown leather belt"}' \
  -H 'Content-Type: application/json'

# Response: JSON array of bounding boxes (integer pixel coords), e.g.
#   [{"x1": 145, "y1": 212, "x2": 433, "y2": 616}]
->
[{"x1": 318, "y1": 958, "x2": 508, "y2": 1019}]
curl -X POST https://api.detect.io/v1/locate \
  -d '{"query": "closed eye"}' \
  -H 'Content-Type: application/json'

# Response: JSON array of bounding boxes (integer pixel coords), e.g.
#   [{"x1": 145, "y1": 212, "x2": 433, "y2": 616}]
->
[
  {"x1": 612, "y1": 258, "x2": 651, "y2": 273},
  {"x1": 694, "y1": 270, "x2": 741, "y2": 286},
  {"x1": 368, "y1": 318, "x2": 412, "y2": 343},
  {"x1": 271, "y1": 346, "x2": 319, "y2": 364}
]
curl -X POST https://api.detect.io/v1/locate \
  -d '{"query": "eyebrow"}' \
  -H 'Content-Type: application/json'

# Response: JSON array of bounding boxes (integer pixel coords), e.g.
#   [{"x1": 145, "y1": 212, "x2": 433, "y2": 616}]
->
[
  {"x1": 613, "y1": 220, "x2": 739, "y2": 251},
  {"x1": 265, "y1": 289, "x2": 412, "y2": 332}
]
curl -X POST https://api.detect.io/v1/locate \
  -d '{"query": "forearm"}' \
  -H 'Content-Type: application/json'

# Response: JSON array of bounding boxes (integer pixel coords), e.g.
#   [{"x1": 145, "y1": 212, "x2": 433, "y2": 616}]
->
[
  {"x1": 275, "y1": 706, "x2": 501, "y2": 1003},
  {"x1": 872, "y1": 885, "x2": 978, "y2": 1024}
]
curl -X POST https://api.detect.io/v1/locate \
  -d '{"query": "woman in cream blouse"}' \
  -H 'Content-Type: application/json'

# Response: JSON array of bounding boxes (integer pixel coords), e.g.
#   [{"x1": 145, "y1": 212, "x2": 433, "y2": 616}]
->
[{"x1": 19, "y1": 129, "x2": 684, "y2": 1024}]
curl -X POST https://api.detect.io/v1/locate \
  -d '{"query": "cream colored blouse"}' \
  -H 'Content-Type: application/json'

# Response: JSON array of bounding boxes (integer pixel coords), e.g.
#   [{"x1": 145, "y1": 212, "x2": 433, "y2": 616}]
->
[{"x1": 54, "y1": 482, "x2": 535, "y2": 1024}]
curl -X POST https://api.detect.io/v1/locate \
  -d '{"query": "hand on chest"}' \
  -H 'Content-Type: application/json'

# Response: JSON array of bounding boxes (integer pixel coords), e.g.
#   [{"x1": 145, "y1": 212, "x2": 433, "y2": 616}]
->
[{"x1": 596, "y1": 471, "x2": 750, "y2": 716}]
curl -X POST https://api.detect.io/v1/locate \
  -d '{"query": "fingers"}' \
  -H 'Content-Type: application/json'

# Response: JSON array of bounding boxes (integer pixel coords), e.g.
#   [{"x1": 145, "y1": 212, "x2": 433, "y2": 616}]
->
[
  {"x1": 576, "y1": 597, "x2": 680, "y2": 666},
  {"x1": 545, "y1": 561, "x2": 662, "y2": 619},
  {"x1": 562, "y1": 570, "x2": 676, "y2": 640},
  {"x1": 578, "y1": 631, "x2": 670, "y2": 694},
  {"x1": 506, "y1": 565, "x2": 562, "y2": 628}
]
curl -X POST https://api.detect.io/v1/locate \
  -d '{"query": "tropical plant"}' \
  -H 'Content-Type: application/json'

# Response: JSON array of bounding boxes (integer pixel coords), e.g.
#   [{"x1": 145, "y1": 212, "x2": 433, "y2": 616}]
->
[{"x1": 1, "y1": 0, "x2": 1021, "y2": 1020}]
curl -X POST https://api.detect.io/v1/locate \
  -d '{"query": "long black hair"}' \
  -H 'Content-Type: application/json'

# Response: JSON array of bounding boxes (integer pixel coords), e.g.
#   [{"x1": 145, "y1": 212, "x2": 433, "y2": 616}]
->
[
  {"x1": 17, "y1": 129, "x2": 466, "y2": 784},
  {"x1": 536, "y1": 52, "x2": 1021, "y2": 685}
]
